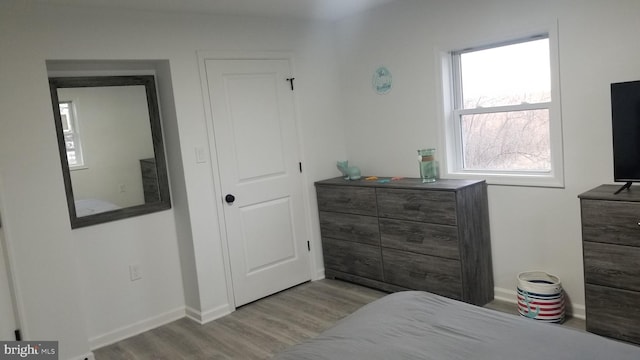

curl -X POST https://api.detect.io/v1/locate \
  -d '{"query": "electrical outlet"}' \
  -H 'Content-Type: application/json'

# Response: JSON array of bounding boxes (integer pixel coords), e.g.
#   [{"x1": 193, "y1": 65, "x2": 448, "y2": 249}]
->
[
  {"x1": 129, "y1": 264, "x2": 142, "y2": 281},
  {"x1": 119, "y1": 184, "x2": 126, "y2": 193}
]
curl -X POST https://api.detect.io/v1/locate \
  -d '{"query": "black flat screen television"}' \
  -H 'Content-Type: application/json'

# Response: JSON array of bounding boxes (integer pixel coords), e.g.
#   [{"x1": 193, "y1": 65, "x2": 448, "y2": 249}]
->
[{"x1": 611, "y1": 80, "x2": 640, "y2": 194}]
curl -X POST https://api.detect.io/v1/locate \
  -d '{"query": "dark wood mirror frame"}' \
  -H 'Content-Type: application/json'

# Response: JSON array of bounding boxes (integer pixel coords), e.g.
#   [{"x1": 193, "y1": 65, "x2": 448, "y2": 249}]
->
[{"x1": 49, "y1": 75, "x2": 171, "y2": 228}]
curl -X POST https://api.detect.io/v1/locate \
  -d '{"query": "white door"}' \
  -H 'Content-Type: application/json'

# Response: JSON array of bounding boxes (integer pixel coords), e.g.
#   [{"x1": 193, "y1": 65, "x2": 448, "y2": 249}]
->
[{"x1": 205, "y1": 59, "x2": 311, "y2": 306}]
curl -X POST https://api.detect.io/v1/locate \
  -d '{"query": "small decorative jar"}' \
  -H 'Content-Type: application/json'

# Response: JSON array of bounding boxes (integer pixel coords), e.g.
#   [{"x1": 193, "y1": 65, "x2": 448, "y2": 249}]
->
[{"x1": 417, "y1": 148, "x2": 437, "y2": 183}]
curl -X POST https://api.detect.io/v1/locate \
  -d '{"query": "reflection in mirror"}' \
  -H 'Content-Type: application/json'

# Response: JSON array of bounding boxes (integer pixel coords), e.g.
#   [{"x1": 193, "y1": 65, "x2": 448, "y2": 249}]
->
[{"x1": 49, "y1": 76, "x2": 171, "y2": 228}]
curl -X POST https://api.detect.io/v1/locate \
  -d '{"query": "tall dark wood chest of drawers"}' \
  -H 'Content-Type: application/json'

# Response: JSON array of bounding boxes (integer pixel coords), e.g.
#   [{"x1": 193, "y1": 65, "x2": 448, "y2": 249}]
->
[
  {"x1": 316, "y1": 177, "x2": 493, "y2": 306},
  {"x1": 579, "y1": 184, "x2": 640, "y2": 345},
  {"x1": 140, "y1": 158, "x2": 160, "y2": 203}
]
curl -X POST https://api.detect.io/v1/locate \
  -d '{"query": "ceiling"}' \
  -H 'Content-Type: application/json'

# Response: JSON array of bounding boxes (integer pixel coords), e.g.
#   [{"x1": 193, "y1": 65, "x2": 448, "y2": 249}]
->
[{"x1": 30, "y1": 0, "x2": 397, "y2": 21}]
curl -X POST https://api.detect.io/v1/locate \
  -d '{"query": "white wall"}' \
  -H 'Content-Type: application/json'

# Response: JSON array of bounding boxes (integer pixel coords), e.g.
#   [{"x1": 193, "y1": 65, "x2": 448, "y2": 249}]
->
[
  {"x1": 0, "y1": 8, "x2": 94, "y2": 360},
  {"x1": 334, "y1": 0, "x2": 640, "y2": 315},
  {"x1": 0, "y1": 3, "x2": 343, "y2": 359}
]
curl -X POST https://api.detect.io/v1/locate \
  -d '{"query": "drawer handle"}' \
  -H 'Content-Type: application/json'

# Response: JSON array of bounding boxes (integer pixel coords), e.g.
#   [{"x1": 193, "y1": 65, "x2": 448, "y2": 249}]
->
[
  {"x1": 406, "y1": 234, "x2": 424, "y2": 244},
  {"x1": 409, "y1": 271, "x2": 426, "y2": 279},
  {"x1": 335, "y1": 198, "x2": 352, "y2": 204},
  {"x1": 339, "y1": 225, "x2": 354, "y2": 233},
  {"x1": 403, "y1": 203, "x2": 421, "y2": 211}
]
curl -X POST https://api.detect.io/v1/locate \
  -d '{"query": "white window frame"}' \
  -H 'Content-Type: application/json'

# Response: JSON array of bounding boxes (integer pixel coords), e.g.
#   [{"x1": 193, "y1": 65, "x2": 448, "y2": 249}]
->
[
  {"x1": 59, "y1": 101, "x2": 86, "y2": 169},
  {"x1": 438, "y1": 26, "x2": 564, "y2": 188}
]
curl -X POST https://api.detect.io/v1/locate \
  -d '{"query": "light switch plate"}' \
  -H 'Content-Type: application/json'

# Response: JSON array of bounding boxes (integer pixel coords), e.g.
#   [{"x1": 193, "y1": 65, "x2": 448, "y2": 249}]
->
[{"x1": 195, "y1": 146, "x2": 207, "y2": 163}]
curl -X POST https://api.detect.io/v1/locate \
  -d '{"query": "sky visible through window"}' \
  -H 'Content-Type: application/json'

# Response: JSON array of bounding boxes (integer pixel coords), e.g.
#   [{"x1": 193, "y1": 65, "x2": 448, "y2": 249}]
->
[{"x1": 461, "y1": 38, "x2": 550, "y2": 108}]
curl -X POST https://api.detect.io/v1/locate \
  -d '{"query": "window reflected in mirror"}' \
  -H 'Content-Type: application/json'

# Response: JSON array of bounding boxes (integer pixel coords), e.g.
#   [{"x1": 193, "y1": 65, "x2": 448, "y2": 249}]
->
[{"x1": 59, "y1": 101, "x2": 85, "y2": 168}]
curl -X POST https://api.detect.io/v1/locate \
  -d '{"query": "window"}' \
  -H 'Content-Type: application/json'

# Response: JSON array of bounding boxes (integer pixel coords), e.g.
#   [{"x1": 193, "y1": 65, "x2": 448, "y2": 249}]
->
[
  {"x1": 442, "y1": 32, "x2": 563, "y2": 187},
  {"x1": 59, "y1": 101, "x2": 84, "y2": 168}
]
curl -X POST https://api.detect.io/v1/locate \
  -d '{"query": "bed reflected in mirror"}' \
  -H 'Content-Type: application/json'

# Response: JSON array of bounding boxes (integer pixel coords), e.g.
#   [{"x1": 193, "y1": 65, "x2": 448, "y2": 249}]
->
[{"x1": 49, "y1": 75, "x2": 171, "y2": 228}]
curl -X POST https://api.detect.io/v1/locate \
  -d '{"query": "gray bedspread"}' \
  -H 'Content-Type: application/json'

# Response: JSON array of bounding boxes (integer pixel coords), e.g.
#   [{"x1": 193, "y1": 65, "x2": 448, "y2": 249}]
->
[{"x1": 274, "y1": 291, "x2": 640, "y2": 360}]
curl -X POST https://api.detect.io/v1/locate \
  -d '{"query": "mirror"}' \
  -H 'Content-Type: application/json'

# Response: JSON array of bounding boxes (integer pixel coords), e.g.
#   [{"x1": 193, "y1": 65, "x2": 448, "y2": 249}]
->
[{"x1": 49, "y1": 75, "x2": 171, "y2": 228}]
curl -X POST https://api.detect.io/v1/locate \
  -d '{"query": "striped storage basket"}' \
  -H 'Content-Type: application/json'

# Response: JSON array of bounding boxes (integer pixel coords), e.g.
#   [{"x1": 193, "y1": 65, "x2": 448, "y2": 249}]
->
[{"x1": 517, "y1": 271, "x2": 565, "y2": 323}]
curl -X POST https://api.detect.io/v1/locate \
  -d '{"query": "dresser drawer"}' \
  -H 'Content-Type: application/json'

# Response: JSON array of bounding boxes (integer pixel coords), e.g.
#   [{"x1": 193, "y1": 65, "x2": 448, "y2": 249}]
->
[
  {"x1": 377, "y1": 188, "x2": 457, "y2": 225},
  {"x1": 322, "y1": 238, "x2": 383, "y2": 281},
  {"x1": 581, "y1": 199, "x2": 640, "y2": 247},
  {"x1": 585, "y1": 283, "x2": 640, "y2": 345},
  {"x1": 584, "y1": 241, "x2": 640, "y2": 292},
  {"x1": 319, "y1": 211, "x2": 380, "y2": 246},
  {"x1": 382, "y1": 248, "x2": 462, "y2": 299},
  {"x1": 316, "y1": 185, "x2": 377, "y2": 216},
  {"x1": 379, "y1": 218, "x2": 459, "y2": 259}
]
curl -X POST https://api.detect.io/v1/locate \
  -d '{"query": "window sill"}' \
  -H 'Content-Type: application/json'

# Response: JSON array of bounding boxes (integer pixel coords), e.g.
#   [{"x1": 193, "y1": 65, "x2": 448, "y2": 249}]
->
[{"x1": 443, "y1": 170, "x2": 564, "y2": 188}]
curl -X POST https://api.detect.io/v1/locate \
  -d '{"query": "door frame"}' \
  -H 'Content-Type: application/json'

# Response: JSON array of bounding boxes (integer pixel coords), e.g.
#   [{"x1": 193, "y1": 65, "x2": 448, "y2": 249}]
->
[
  {"x1": 197, "y1": 51, "x2": 317, "y2": 311},
  {"x1": 0, "y1": 174, "x2": 22, "y2": 339}
]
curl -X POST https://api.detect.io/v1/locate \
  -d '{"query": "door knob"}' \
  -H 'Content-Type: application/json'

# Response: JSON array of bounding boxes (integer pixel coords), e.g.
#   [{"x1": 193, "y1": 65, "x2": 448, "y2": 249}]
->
[{"x1": 225, "y1": 194, "x2": 236, "y2": 204}]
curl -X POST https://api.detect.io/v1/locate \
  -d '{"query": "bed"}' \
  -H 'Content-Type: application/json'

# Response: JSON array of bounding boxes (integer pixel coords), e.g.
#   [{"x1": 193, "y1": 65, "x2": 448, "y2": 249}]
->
[
  {"x1": 74, "y1": 198, "x2": 121, "y2": 217},
  {"x1": 274, "y1": 291, "x2": 640, "y2": 360}
]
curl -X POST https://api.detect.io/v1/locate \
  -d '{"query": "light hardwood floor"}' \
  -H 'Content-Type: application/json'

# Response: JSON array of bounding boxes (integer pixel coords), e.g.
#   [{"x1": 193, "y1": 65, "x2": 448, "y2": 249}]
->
[
  {"x1": 94, "y1": 280, "x2": 386, "y2": 359},
  {"x1": 94, "y1": 279, "x2": 585, "y2": 359}
]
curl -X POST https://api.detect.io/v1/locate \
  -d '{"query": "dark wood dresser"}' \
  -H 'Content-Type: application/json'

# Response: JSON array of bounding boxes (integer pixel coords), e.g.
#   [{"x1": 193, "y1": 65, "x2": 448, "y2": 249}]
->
[
  {"x1": 140, "y1": 158, "x2": 160, "y2": 203},
  {"x1": 579, "y1": 184, "x2": 640, "y2": 345},
  {"x1": 316, "y1": 177, "x2": 493, "y2": 306}
]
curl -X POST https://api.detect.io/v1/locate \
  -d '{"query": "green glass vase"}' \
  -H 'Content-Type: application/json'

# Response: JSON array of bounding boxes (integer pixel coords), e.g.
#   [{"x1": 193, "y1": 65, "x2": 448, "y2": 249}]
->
[{"x1": 417, "y1": 148, "x2": 437, "y2": 183}]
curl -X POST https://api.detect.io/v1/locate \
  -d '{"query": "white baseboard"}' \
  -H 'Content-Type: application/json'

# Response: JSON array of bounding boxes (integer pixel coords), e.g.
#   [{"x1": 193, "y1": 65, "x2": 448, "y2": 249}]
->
[
  {"x1": 185, "y1": 303, "x2": 231, "y2": 325},
  {"x1": 570, "y1": 304, "x2": 586, "y2": 320},
  {"x1": 494, "y1": 286, "x2": 517, "y2": 304},
  {"x1": 493, "y1": 286, "x2": 585, "y2": 320},
  {"x1": 314, "y1": 268, "x2": 325, "y2": 281},
  {"x1": 88, "y1": 307, "x2": 186, "y2": 350}
]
